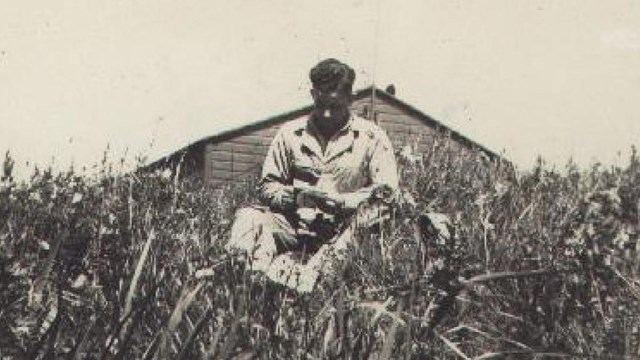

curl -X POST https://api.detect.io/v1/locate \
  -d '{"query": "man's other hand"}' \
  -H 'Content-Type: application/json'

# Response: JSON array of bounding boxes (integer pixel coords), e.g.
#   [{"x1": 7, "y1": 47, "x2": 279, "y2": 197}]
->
[
  {"x1": 296, "y1": 187, "x2": 345, "y2": 215},
  {"x1": 279, "y1": 186, "x2": 297, "y2": 211}
]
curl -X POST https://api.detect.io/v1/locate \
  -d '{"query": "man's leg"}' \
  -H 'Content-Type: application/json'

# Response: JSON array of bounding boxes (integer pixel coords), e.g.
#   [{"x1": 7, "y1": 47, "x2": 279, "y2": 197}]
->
[
  {"x1": 288, "y1": 225, "x2": 355, "y2": 293},
  {"x1": 225, "y1": 206, "x2": 298, "y2": 273},
  {"x1": 294, "y1": 201, "x2": 392, "y2": 293}
]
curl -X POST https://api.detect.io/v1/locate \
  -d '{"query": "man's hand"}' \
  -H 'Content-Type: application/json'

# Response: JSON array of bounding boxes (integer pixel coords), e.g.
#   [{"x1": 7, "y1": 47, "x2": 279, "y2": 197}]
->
[
  {"x1": 278, "y1": 186, "x2": 297, "y2": 211},
  {"x1": 296, "y1": 187, "x2": 345, "y2": 215}
]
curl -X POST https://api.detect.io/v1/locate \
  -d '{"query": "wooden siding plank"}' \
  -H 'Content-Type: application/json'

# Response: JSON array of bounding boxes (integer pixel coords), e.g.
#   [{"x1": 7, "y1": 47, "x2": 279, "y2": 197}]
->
[
  {"x1": 379, "y1": 120, "x2": 431, "y2": 134},
  {"x1": 210, "y1": 167, "x2": 261, "y2": 183},
  {"x1": 384, "y1": 127, "x2": 428, "y2": 139},
  {"x1": 377, "y1": 113, "x2": 429, "y2": 128},
  {"x1": 211, "y1": 142, "x2": 270, "y2": 155},
  {"x1": 371, "y1": 103, "x2": 406, "y2": 116},
  {"x1": 389, "y1": 134, "x2": 442, "y2": 154},
  {"x1": 210, "y1": 170, "x2": 237, "y2": 182},
  {"x1": 389, "y1": 133, "x2": 434, "y2": 145},
  {"x1": 383, "y1": 130, "x2": 433, "y2": 145},
  {"x1": 379, "y1": 122, "x2": 431, "y2": 136},
  {"x1": 211, "y1": 167, "x2": 260, "y2": 178},
  {"x1": 210, "y1": 160, "x2": 262, "y2": 173},
  {"x1": 226, "y1": 134, "x2": 274, "y2": 147},
  {"x1": 231, "y1": 168, "x2": 261, "y2": 178},
  {"x1": 209, "y1": 151, "x2": 265, "y2": 164},
  {"x1": 210, "y1": 169, "x2": 233, "y2": 178}
]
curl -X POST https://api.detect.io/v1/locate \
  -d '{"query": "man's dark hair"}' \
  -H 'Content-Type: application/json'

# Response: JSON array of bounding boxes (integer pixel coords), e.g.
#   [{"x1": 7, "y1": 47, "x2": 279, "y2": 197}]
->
[{"x1": 309, "y1": 58, "x2": 355, "y2": 93}]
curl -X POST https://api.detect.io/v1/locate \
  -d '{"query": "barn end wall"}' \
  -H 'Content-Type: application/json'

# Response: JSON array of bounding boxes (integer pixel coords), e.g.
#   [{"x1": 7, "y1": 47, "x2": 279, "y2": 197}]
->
[
  {"x1": 351, "y1": 98, "x2": 467, "y2": 157},
  {"x1": 204, "y1": 124, "x2": 284, "y2": 186}
]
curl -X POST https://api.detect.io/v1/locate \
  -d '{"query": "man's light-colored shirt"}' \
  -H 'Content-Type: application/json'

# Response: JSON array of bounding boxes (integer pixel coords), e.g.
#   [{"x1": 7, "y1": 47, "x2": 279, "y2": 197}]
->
[{"x1": 259, "y1": 114, "x2": 399, "y2": 213}]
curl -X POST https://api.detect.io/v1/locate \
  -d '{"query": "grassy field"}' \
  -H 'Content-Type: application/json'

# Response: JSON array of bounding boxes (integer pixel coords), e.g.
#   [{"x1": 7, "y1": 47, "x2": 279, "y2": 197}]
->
[{"x1": 1, "y1": 140, "x2": 640, "y2": 359}]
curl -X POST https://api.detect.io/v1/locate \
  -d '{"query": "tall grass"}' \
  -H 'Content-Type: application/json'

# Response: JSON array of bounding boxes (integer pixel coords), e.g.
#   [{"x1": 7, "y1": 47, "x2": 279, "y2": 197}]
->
[{"x1": 1, "y1": 138, "x2": 639, "y2": 359}]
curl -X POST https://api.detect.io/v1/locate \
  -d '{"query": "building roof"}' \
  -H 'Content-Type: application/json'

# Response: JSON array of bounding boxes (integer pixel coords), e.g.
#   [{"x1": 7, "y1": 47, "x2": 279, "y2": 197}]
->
[{"x1": 147, "y1": 86, "x2": 503, "y2": 169}]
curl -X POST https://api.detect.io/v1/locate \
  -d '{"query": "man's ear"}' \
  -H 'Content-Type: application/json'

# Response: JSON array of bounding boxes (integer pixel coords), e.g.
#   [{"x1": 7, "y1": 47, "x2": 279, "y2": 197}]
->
[
  {"x1": 345, "y1": 90, "x2": 353, "y2": 104},
  {"x1": 338, "y1": 85, "x2": 353, "y2": 103},
  {"x1": 310, "y1": 88, "x2": 318, "y2": 100}
]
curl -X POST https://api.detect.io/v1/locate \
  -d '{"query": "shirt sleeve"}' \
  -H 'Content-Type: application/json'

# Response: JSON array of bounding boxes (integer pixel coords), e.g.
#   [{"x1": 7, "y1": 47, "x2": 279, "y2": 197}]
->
[
  {"x1": 339, "y1": 129, "x2": 399, "y2": 210},
  {"x1": 258, "y1": 129, "x2": 295, "y2": 211}
]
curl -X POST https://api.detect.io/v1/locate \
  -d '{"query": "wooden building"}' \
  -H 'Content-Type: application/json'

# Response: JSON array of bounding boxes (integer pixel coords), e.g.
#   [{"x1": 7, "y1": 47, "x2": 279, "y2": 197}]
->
[{"x1": 148, "y1": 86, "x2": 502, "y2": 185}]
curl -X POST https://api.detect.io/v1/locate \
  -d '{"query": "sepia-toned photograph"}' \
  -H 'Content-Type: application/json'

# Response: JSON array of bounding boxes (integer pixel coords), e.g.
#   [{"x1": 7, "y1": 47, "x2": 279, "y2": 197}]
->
[{"x1": 1, "y1": 1, "x2": 639, "y2": 358}]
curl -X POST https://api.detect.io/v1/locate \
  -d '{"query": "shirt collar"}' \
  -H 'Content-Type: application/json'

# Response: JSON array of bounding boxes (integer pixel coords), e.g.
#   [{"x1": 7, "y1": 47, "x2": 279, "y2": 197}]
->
[
  {"x1": 305, "y1": 113, "x2": 356, "y2": 138},
  {"x1": 299, "y1": 113, "x2": 358, "y2": 160}
]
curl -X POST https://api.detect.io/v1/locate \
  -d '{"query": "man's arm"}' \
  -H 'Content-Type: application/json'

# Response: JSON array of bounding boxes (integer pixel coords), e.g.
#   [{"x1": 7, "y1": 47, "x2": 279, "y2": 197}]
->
[
  {"x1": 339, "y1": 129, "x2": 399, "y2": 211},
  {"x1": 258, "y1": 131, "x2": 296, "y2": 212}
]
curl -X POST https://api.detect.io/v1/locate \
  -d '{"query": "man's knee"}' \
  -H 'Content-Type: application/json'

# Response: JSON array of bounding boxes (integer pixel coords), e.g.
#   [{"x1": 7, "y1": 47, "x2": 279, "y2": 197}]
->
[
  {"x1": 235, "y1": 207, "x2": 267, "y2": 225},
  {"x1": 226, "y1": 207, "x2": 272, "y2": 253}
]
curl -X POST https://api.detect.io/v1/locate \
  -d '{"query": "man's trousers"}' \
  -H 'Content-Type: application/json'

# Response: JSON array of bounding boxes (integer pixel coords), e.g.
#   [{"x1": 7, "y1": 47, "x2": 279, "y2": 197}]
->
[{"x1": 224, "y1": 206, "x2": 355, "y2": 293}]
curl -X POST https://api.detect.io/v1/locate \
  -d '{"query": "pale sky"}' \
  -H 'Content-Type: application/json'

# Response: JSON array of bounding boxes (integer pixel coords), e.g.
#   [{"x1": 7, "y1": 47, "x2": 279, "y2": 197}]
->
[{"x1": 1, "y1": 0, "x2": 639, "y2": 178}]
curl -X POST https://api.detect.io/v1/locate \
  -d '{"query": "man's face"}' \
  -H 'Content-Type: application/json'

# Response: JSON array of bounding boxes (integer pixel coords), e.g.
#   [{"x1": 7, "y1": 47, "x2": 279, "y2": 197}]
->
[{"x1": 311, "y1": 85, "x2": 352, "y2": 126}]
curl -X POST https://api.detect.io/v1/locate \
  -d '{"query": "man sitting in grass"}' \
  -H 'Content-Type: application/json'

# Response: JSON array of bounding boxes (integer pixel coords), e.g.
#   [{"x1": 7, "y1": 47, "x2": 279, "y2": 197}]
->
[{"x1": 223, "y1": 58, "x2": 399, "y2": 293}]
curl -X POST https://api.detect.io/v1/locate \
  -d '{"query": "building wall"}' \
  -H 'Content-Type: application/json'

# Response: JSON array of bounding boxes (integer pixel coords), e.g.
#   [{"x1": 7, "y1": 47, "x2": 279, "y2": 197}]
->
[
  {"x1": 204, "y1": 95, "x2": 474, "y2": 186},
  {"x1": 205, "y1": 125, "x2": 282, "y2": 185},
  {"x1": 351, "y1": 97, "x2": 466, "y2": 157}
]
